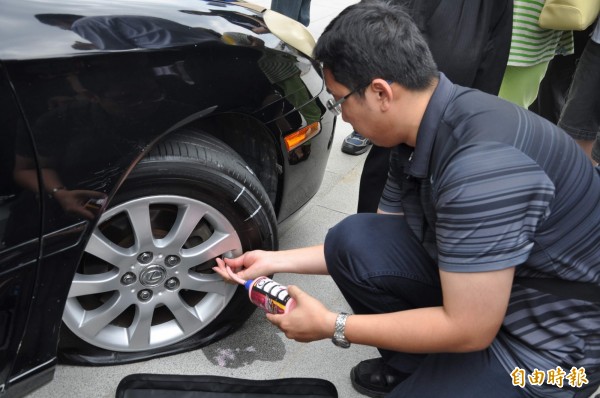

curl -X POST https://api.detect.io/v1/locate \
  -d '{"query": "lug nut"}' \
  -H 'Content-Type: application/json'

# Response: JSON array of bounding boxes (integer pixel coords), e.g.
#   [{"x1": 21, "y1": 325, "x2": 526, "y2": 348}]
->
[
  {"x1": 137, "y1": 252, "x2": 153, "y2": 264},
  {"x1": 165, "y1": 278, "x2": 179, "y2": 290},
  {"x1": 121, "y1": 272, "x2": 136, "y2": 285},
  {"x1": 165, "y1": 255, "x2": 180, "y2": 267},
  {"x1": 138, "y1": 289, "x2": 153, "y2": 301}
]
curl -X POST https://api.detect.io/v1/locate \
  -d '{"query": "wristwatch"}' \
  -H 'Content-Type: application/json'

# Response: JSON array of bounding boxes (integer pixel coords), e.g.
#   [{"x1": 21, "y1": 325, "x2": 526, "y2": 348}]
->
[{"x1": 332, "y1": 312, "x2": 351, "y2": 348}]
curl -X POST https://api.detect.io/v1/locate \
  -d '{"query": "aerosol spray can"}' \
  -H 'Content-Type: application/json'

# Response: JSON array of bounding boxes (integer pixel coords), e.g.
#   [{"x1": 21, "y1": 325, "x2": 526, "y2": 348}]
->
[
  {"x1": 245, "y1": 276, "x2": 296, "y2": 314},
  {"x1": 225, "y1": 266, "x2": 296, "y2": 314}
]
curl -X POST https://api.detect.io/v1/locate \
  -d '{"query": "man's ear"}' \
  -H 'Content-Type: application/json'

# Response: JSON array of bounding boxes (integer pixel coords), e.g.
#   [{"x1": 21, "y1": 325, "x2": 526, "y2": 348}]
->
[{"x1": 370, "y1": 78, "x2": 394, "y2": 111}]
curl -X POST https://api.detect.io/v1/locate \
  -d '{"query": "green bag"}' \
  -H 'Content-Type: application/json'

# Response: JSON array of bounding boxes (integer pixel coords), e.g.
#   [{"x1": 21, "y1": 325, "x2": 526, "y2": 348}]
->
[{"x1": 539, "y1": 0, "x2": 600, "y2": 30}]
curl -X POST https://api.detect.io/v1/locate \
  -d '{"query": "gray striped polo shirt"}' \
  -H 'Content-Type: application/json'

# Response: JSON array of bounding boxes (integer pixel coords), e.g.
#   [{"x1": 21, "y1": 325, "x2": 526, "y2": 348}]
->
[{"x1": 380, "y1": 74, "x2": 600, "y2": 398}]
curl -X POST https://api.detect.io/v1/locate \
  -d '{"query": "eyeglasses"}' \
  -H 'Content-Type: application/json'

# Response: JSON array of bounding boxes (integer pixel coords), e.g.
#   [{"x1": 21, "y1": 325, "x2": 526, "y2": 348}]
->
[{"x1": 326, "y1": 83, "x2": 367, "y2": 116}]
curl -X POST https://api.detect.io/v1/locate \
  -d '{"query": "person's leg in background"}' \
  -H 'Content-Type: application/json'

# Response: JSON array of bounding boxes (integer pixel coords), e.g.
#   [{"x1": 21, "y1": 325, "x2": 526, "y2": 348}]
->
[
  {"x1": 270, "y1": 0, "x2": 300, "y2": 21},
  {"x1": 298, "y1": 0, "x2": 311, "y2": 27},
  {"x1": 357, "y1": 145, "x2": 390, "y2": 213},
  {"x1": 558, "y1": 38, "x2": 600, "y2": 165},
  {"x1": 529, "y1": 27, "x2": 593, "y2": 123},
  {"x1": 341, "y1": 131, "x2": 372, "y2": 156},
  {"x1": 498, "y1": 62, "x2": 550, "y2": 109},
  {"x1": 529, "y1": 55, "x2": 576, "y2": 123},
  {"x1": 270, "y1": 0, "x2": 310, "y2": 26}
]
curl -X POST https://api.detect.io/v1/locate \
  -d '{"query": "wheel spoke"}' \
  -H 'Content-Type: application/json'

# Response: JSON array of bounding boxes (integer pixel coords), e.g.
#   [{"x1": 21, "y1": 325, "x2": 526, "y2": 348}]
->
[
  {"x1": 79, "y1": 293, "x2": 130, "y2": 337},
  {"x1": 181, "y1": 230, "x2": 240, "y2": 268},
  {"x1": 181, "y1": 272, "x2": 231, "y2": 296},
  {"x1": 127, "y1": 304, "x2": 155, "y2": 349},
  {"x1": 85, "y1": 231, "x2": 137, "y2": 267},
  {"x1": 164, "y1": 296, "x2": 203, "y2": 333},
  {"x1": 157, "y1": 204, "x2": 207, "y2": 249},
  {"x1": 67, "y1": 270, "x2": 120, "y2": 298},
  {"x1": 125, "y1": 201, "x2": 154, "y2": 250}
]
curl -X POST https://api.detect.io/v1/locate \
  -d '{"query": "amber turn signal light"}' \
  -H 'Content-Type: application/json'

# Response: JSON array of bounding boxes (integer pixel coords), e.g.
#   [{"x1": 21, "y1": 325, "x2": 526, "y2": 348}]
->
[{"x1": 284, "y1": 122, "x2": 321, "y2": 151}]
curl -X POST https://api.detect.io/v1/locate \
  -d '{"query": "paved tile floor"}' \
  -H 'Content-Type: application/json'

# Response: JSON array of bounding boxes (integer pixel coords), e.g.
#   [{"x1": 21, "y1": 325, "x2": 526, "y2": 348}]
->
[{"x1": 28, "y1": 1, "x2": 374, "y2": 397}]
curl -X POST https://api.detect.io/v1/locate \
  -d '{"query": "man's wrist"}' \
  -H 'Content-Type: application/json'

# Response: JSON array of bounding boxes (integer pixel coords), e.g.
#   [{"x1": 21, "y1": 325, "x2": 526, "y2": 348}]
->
[{"x1": 49, "y1": 186, "x2": 66, "y2": 198}]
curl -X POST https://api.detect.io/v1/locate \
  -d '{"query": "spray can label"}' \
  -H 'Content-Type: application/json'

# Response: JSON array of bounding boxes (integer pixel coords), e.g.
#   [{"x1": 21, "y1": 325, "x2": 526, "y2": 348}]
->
[{"x1": 248, "y1": 276, "x2": 295, "y2": 314}]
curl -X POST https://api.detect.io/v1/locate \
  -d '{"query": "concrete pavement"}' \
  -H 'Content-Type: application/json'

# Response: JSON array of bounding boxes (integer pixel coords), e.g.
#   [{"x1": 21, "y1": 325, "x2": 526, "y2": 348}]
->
[{"x1": 28, "y1": 1, "x2": 374, "y2": 397}]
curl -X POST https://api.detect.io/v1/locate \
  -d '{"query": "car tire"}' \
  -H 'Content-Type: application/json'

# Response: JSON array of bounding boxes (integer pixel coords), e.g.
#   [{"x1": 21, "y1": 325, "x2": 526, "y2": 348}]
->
[{"x1": 59, "y1": 131, "x2": 278, "y2": 365}]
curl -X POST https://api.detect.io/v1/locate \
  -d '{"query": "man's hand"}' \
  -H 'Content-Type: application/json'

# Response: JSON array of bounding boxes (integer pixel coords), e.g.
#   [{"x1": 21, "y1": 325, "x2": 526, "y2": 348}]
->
[
  {"x1": 266, "y1": 285, "x2": 337, "y2": 343},
  {"x1": 213, "y1": 251, "x2": 280, "y2": 283},
  {"x1": 53, "y1": 189, "x2": 106, "y2": 219}
]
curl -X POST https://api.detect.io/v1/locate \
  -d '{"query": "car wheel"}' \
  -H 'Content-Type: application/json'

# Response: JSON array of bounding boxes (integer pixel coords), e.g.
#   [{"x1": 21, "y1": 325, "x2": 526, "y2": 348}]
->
[{"x1": 59, "y1": 131, "x2": 278, "y2": 364}]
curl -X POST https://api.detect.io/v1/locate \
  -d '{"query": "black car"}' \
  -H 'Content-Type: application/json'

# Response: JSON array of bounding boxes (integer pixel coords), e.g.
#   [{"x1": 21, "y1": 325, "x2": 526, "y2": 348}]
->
[{"x1": 0, "y1": 0, "x2": 335, "y2": 396}]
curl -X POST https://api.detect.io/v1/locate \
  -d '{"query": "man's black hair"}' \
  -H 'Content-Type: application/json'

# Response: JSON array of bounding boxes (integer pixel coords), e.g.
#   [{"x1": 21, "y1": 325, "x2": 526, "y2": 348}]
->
[{"x1": 314, "y1": 0, "x2": 438, "y2": 94}]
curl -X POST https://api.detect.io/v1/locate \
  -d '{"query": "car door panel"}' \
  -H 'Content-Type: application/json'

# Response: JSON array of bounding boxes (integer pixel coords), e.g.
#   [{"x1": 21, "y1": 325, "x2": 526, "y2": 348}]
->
[{"x1": 0, "y1": 64, "x2": 45, "y2": 395}]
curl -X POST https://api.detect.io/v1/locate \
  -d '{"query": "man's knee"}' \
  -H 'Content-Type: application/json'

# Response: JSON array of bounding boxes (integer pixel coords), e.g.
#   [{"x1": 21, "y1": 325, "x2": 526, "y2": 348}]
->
[
  {"x1": 324, "y1": 213, "x2": 399, "y2": 281},
  {"x1": 325, "y1": 214, "x2": 372, "y2": 267}
]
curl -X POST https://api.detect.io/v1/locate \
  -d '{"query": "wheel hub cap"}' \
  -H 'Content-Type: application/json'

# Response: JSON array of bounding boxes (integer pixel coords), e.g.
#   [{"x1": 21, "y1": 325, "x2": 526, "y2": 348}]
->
[{"x1": 139, "y1": 264, "x2": 167, "y2": 287}]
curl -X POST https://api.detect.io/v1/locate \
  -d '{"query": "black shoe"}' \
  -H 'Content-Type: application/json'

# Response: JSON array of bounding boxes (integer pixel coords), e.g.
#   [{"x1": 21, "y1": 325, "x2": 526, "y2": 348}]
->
[
  {"x1": 341, "y1": 131, "x2": 372, "y2": 155},
  {"x1": 350, "y1": 358, "x2": 410, "y2": 397}
]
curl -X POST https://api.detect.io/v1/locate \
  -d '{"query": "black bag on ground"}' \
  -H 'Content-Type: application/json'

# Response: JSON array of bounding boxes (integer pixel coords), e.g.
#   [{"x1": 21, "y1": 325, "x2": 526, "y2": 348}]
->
[{"x1": 115, "y1": 373, "x2": 338, "y2": 398}]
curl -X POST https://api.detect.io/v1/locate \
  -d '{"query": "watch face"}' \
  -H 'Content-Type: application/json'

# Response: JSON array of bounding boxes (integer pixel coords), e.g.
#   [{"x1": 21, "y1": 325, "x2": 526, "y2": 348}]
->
[{"x1": 332, "y1": 337, "x2": 350, "y2": 348}]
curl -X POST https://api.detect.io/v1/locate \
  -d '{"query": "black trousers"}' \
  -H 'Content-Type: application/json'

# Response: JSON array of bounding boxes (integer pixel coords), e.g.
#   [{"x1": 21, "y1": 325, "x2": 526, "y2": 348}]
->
[
  {"x1": 558, "y1": 39, "x2": 600, "y2": 163},
  {"x1": 529, "y1": 27, "x2": 594, "y2": 123},
  {"x1": 324, "y1": 214, "x2": 528, "y2": 397}
]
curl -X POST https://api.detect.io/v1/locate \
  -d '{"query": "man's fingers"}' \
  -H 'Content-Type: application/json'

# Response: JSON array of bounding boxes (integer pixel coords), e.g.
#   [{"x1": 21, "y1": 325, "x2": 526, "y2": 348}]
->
[
  {"x1": 286, "y1": 285, "x2": 304, "y2": 300},
  {"x1": 214, "y1": 258, "x2": 227, "y2": 273},
  {"x1": 223, "y1": 256, "x2": 244, "y2": 268},
  {"x1": 215, "y1": 257, "x2": 226, "y2": 267},
  {"x1": 266, "y1": 312, "x2": 282, "y2": 327},
  {"x1": 88, "y1": 191, "x2": 107, "y2": 199},
  {"x1": 213, "y1": 258, "x2": 236, "y2": 283},
  {"x1": 211, "y1": 266, "x2": 229, "y2": 280}
]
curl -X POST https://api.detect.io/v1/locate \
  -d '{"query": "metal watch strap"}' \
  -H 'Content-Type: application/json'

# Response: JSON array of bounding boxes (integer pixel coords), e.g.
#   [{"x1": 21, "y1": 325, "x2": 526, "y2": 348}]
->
[{"x1": 332, "y1": 312, "x2": 350, "y2": 348}]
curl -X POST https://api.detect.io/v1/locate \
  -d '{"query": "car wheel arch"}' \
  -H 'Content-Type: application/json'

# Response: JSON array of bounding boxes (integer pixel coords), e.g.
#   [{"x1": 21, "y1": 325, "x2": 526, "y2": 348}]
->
[{"x1": 179, "y1": 114, "x2": 283, "y2": 211}]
